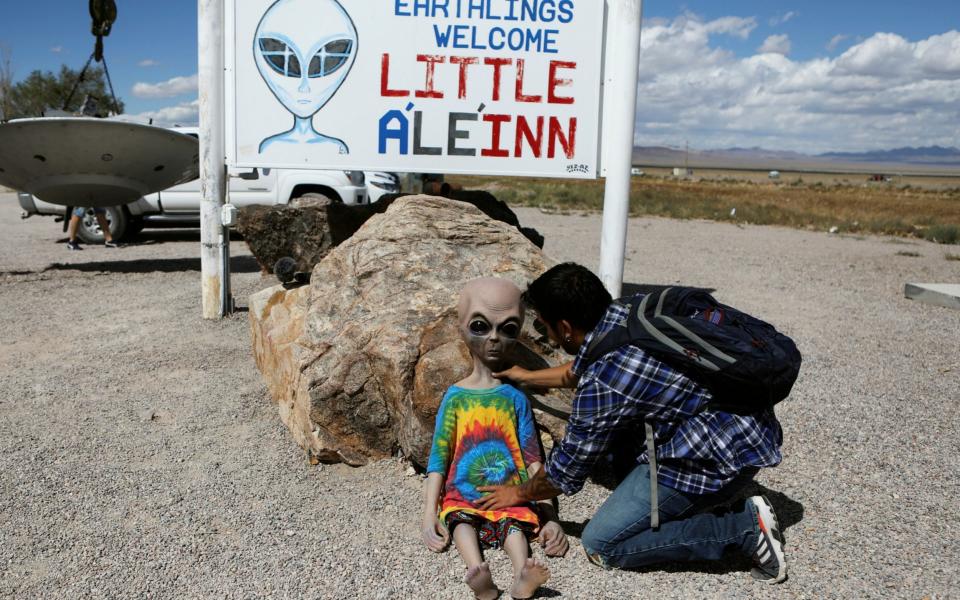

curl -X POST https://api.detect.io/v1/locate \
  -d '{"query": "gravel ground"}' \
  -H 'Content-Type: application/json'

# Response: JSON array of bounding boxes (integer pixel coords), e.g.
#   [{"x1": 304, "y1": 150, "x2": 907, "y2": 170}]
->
[{"x1": 1, "y1": 193, "x2": 958, "y2": 599}]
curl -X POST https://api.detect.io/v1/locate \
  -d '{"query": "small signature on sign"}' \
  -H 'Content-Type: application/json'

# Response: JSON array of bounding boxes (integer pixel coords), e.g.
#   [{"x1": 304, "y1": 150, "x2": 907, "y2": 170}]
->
[{"x1": 566, "y1": 164, "x2": 589, "y2": 174}]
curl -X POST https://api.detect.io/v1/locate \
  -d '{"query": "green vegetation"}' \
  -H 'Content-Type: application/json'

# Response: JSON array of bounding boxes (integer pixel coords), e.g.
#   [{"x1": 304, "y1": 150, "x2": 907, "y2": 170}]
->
[
  {"x1": 922, "y1": 224, "x2": 959, "y2": 245},
  {"x1": 448, "y1": 174, "x2": 960, "y2": 245},
  {"x1": 0, "y1": 62, "x2": 123, "y2": 120}
]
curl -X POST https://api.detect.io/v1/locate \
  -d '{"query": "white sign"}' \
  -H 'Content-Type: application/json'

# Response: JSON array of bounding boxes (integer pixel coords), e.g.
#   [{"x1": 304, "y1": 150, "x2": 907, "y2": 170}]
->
[{"x1": 225, "y1": 0, "x2": 605, "y2": 178}]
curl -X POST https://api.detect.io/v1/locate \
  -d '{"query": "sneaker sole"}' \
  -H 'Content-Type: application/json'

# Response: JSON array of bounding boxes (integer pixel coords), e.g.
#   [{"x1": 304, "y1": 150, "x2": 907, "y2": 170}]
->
[
  {"x1": 755, "y1": 495, "x2": 782, "y2": 541},
  {"x1": 750, "y1": 495, "x2": 787, "y2": 584}
]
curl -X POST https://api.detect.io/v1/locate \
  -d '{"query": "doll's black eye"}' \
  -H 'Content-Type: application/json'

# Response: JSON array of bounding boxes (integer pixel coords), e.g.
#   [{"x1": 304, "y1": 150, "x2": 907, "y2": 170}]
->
[
  {"x1": 469, "y1": 320, "x2": 491, "y2": 335},
  {"x1": 500, "y1": 322, "x2": 520, "y2": 338}
]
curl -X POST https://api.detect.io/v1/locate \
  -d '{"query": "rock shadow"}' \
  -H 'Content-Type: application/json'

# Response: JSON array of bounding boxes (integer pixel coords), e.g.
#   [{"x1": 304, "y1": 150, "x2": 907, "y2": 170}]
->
[{"x1": 44, "y1": 255, "x2": 260, "y2": 274}]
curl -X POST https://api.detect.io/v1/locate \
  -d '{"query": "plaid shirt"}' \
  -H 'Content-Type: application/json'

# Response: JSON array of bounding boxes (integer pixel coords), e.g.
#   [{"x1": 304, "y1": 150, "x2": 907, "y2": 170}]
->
[{"x1": 545, "y1": 295, "x2": 783, "y2": 496}]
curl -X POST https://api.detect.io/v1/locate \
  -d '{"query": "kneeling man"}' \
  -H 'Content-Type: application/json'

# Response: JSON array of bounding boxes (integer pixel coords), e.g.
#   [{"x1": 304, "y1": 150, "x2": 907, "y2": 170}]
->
[{"x1": 478, "y1": 263, "x2": 788, "y2": 584}]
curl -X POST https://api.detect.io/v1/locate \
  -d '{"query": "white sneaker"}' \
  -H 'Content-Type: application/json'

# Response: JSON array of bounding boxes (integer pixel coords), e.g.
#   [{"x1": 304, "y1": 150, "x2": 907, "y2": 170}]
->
[{"x1": 748, "y1": 495, "x2": 787, "y2": 584}]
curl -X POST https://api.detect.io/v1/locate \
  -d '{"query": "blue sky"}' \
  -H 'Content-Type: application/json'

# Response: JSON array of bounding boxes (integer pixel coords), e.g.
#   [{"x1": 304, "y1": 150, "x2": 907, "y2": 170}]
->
[{"x1": 2, "y1": 1, "x2": 959, "y2": 153}]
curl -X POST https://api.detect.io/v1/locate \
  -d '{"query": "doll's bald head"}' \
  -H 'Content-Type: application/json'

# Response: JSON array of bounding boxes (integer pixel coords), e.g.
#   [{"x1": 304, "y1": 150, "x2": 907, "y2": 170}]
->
[{"x1": 457, "y1": 278, "x2": 523, "y2": 368}]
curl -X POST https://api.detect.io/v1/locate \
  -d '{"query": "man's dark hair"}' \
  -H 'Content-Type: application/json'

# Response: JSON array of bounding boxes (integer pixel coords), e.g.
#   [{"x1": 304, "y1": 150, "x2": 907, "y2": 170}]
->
[{"x1": 523, "y1": 263, "x2": 613, "y2": 332}]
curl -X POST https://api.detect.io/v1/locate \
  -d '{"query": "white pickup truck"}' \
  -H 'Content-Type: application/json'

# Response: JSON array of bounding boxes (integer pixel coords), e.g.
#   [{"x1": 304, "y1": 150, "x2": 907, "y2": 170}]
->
[{"x1": 17, "y1": 127, "x2": 400, "y2": 243}]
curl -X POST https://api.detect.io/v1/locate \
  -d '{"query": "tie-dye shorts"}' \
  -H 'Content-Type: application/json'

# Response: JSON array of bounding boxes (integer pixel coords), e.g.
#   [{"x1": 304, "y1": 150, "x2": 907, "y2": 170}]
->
[{"x1": 444, "y1": 510, "x2": 536, "y2": 549}]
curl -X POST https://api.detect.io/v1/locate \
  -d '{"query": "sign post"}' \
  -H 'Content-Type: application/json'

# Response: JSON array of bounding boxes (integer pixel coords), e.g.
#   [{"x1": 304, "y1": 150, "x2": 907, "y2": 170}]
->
[
  {"x1": 199, "y1": 0, "x2": 227, "y2": 319},
  {"x1": 598, "y1": 0, "x2": 642, "y2": 298}
]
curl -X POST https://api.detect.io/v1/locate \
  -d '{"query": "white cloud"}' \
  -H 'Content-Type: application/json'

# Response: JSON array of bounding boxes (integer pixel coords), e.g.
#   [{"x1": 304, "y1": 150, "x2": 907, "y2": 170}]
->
[
  {"x1": 915, "y1": 31, "x2": 960, "y2": 77},
  {"x1": 769, "y1": 11, "x2": 798, "y2": 27},
  {"x1": 134, "y1": 99, "x2": 199, "y2": 127},
  {"x1": 138, "y1": 59, "x2": 160, "y2": 67},
  {"x1": 833, "y1": 33, "x2": 914, "y2": 77},
  {"x1": 638, "y1": 14, "x2": 755, "y2": 78},
  {"x1": 826, "y1": 34, "x2": 850, "y2": 52},
  {"x1": 703, "y1": 16, "x2": 758, "y2": 40},
  {"x1": 50, "y1": 46, "x2": 63, "y2": 53},
  {"x1": 759, "y1": 34, "x2": 792, "y2": 56},
  {"x1": 131, "y1": 74, "x2": 198, "y2": 99},
  {"x1": 635, "y1": 17, "x2": 960, "y2": 153}
]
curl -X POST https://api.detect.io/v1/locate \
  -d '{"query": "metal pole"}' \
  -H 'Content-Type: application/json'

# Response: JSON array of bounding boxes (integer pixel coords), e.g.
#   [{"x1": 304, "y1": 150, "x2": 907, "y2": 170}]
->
[
  {"x1": 198, "y1": 0, "x2": 226, "y2": 319},
  {"x1": 598, "y1": 0, "x2": 643, "y2": 298}
]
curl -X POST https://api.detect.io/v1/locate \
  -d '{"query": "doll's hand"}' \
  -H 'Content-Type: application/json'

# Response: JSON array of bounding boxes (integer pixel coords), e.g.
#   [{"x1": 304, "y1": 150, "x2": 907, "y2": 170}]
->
[
  {"x1": 421, "y1": 515, "x2": 449, "y2": 552},
  {"x1": 538, "y1": 521, "x2": 569, "y2": 557}
]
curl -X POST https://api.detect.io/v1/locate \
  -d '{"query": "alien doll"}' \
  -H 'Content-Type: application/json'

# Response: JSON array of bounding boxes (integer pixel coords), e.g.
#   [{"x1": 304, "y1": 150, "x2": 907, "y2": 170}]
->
[
  {"x1": 253, "y1": 0, "x2": 357, "y2": 153},
  {"x1": 421, "y1": 278, "x2": 554, "y2": 600}
]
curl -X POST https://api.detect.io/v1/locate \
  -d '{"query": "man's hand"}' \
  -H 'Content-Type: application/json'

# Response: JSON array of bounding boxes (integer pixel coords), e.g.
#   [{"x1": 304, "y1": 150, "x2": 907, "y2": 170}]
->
[
  {"x1": 493, "y1": 361, "x2": 578, "y2": 390},
  {"x1": 538, "y1": 520, "x2": 569, "y2": 557},
  {"x1": 477, "y1": 470, "x2": 563, "y2": 512},
  {"x1": 475, "y1": 484, "x2": 523, "y2": 511},
  {"x1": 493, "y1": 365, "x2": 531, "y2": 385},
  {"x1": 421, "y1": 515, "x2": 449, "y2": 552}
]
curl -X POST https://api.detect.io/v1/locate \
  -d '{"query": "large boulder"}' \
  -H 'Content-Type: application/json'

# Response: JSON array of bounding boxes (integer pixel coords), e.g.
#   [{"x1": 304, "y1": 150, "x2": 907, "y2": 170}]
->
[
  {"x1": 235, "y1": 200, "x2": 374, "y2": 274},
  {"x1": 249, "y1": 195, "x2": 571, "y2": 467},
  {"x1": 379, "y1": 190, "x2": 545, "y2": 248},
  {"x1": 238, "y1": 190, "x2": 544, "y2": 277}
]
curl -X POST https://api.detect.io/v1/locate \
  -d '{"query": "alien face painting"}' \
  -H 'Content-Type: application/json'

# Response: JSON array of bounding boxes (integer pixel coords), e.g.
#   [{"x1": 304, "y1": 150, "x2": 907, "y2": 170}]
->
[{"x1": 253, "y1": 0, "x2": 357, "y2": 154}]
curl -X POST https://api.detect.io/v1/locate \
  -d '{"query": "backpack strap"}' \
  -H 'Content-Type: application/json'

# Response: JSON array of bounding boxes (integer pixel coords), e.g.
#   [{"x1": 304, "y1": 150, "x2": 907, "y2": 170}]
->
[
  {"x1": 581, "y1": 288, "x2": 734, "y2": 373},
  {"x1": 646, "y1": 419, "x2": 659, "y2": 530},
  {"x1": 651, "y1": 288, "x2": 737, "y2": 367},
  {"x1": 580, "y1": 298, "x2": 633, "y2": 365}
]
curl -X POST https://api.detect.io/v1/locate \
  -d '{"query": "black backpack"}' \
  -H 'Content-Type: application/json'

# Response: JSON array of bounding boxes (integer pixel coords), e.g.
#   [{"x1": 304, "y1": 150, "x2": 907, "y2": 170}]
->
[{"x1": 582, "y1": 287, "x2": 802, "y2": 414}]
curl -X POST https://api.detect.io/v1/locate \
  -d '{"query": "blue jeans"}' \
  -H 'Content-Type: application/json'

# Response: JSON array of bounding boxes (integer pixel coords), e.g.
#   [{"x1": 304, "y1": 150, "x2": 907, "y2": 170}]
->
[
  {"x1": 581, "y1": 464, "x2": 761, "y2": 569},
  {"x1": 73, "y1": 207, "x2": 105, "y2": 217}
]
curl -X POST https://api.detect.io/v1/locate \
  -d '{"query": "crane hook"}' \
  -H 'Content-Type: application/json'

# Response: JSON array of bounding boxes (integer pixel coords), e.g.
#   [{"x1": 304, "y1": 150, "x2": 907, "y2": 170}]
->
[{"x1": 89, "y1": 0, "x2": 118, "y2": 62}]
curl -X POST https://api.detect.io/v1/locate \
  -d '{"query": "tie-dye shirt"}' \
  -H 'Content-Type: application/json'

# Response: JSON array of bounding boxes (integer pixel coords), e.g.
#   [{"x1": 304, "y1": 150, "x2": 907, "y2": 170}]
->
[{"x1": 426, "y1": 384, "x2": 543, "y2": 528}]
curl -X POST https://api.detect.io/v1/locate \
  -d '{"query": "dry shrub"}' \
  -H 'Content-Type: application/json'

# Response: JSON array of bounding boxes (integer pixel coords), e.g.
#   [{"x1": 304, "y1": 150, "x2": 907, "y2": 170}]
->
[{"x1": 450, "y1": 175, "x2": 960, "y2": 245}]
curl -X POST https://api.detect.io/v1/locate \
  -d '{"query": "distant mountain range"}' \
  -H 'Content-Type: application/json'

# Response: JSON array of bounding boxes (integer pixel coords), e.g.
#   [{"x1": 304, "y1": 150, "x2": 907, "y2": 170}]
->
[
  {"x1": 818, "y1": 146, "x2": 960, "y2": 165},
  {"x1": 634, "y1": 145, "x2": 960, "y2": 173}
]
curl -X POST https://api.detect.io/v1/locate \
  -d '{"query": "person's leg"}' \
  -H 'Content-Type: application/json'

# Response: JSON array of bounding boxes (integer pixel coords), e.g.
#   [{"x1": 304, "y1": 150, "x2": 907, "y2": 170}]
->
[
  {"x1": 581, "y1": 463, "x2": 760, "y2": 570},
  {"x1": 503, "y1": 529, "x2": 549, "y2": 599},
  {"x1": 66, "y1": 208, "x2": 83, "y2": 247},
  {"x1": 452, "y1": 523, "x2": 498, "y2": 600},
  {"x1": 94, "y1": 211, "x2": 115, "y2": 243}
]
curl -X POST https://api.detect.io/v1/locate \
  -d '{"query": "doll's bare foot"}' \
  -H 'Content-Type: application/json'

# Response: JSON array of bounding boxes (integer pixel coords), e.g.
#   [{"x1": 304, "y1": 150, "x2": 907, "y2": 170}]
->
[
  {"x1": 510, "y1": 558, "x2": 549, "y2": 599},
  {"x1": 465, "y1": 563, "x2": 500, "y2": 600}
]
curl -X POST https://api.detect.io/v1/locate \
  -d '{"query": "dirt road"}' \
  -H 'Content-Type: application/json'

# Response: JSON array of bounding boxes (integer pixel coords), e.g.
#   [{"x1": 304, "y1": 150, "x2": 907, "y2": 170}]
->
[{"x1": 1, "y1": 193, "x2": 957, "y2": 598}]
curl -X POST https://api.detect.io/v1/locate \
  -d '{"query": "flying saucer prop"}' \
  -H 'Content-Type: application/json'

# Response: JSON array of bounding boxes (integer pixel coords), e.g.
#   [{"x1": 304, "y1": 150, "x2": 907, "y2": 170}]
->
[{"x1": 0, "y1": 117, "x2": 199, "y2": 207}]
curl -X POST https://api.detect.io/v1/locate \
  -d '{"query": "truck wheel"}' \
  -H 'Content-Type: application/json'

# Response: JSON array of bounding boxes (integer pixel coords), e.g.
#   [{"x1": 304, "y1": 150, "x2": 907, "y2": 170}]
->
[{"x1": 75, "y1": 206, "x2": 128, "y2": 244}]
